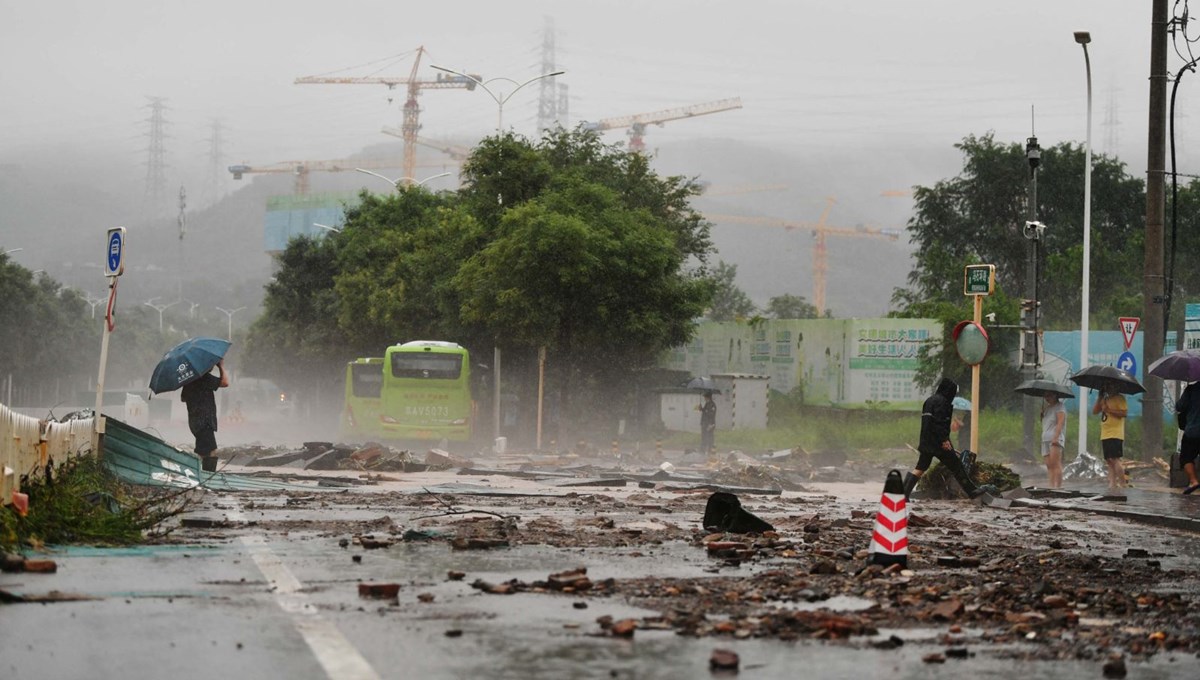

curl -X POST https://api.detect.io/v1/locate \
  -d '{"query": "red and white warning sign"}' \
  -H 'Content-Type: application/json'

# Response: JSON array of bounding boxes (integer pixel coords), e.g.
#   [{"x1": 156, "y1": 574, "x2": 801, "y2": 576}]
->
[{"x1": 1119, "y1": 317, "x2": 1140, "y2": 350}]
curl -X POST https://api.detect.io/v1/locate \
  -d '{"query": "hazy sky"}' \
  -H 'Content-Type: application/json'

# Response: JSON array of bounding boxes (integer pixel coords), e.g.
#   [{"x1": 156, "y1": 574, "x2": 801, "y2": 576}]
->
[{"x1": 1, "y1": 0, "x2": 1187, "y2": 188}]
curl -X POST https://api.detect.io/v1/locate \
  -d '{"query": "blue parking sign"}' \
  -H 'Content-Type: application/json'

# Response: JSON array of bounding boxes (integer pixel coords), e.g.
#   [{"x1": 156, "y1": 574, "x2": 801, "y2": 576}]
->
[
  {"x1": 1117, "y1": 351, "x2": 1137, "y2": 376},
  {"x1": 105, "y1": 227, "x2": 125, "y2": 277}
]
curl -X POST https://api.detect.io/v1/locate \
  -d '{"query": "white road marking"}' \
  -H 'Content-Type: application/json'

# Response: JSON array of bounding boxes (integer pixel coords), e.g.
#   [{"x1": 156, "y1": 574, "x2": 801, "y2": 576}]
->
[{"x1": 226, "y1": 503, "x2": 380, "y2": 680}]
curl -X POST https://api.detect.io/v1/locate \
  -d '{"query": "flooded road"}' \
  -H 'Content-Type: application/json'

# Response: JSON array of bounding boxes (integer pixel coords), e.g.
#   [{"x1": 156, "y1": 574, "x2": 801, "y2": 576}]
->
[{"x1": 4, "y1": 459, "x2": 1199, "y2": 679}]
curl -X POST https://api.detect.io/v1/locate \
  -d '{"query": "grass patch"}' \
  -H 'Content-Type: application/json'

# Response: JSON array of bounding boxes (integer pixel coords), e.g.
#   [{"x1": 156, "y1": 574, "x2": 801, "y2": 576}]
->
[
  {"x1": 654, "y1": 403, "x2": 1178, "y2": 466},
  {"x1": 1, "y1": 456, "x2": 190, "y2": 552}
]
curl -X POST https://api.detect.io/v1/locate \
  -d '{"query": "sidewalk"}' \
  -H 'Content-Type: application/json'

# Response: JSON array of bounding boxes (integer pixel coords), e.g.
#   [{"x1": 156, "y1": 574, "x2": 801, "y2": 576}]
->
[{"x1": 994, "y1": 464, "x2": 1200, "y2": 532}]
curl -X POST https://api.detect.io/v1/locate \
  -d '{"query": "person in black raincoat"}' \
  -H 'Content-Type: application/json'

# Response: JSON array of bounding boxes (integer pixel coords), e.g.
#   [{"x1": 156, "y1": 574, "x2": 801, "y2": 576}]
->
[{"x1": 904, "y1": 377, "x2": 994, "y2": 499}]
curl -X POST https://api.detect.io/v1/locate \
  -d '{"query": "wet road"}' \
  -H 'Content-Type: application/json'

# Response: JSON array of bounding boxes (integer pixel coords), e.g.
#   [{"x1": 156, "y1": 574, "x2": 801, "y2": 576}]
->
[{"x1": 4, "y1": 467, "x2": 1199, "y2": 679}]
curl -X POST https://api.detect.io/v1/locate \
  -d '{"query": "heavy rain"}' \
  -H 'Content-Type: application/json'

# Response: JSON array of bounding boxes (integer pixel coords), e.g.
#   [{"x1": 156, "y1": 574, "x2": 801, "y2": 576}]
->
[{"x1": 2, "y1": 2, "x2": 1200, "y2": 678}]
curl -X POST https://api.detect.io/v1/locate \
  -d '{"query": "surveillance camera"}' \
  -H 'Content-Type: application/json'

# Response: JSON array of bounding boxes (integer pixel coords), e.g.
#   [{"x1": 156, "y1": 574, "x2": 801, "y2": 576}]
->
[
  {"x1": 985, "y1": 312, "x2": 997, "y2": 323},
  {"x1": 1024, "y1": 221, "x2": 1046, "y2": 239}
]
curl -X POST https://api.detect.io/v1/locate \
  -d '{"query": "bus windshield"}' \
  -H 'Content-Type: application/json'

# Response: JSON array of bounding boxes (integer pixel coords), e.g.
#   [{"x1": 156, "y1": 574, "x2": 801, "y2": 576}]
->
[
  {"x1": 350, "y1": 363, "x2": 383, "y2": 398},
  {"x1": 390, "y1": 353, "x2": 462, "y2": 380}
]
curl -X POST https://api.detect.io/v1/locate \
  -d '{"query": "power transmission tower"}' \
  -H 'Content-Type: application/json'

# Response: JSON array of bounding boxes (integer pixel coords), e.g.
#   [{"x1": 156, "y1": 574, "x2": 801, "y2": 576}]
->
[
  {"x1": 537, "y1": 17, "x2": 561, "y2": 133},
  {"x1": 141, "y1": 96, "x2": 170, "y2": 218},
  {"x1": 557, "y1": 82, "x2": 569, "y2": 128},
  {"x1": 1102, "y1": 89, "x2": 1121, "y2": 156},
  {"x1": 201, "y1": 119, "x2": 227, "y2": 208}
]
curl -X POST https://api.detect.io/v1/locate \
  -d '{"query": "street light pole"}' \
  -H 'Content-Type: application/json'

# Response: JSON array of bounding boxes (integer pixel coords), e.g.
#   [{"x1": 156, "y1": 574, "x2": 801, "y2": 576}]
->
[
  {"x1": 430, "y1": 64, "x2": 564, "y2": 445},
  {"x1": 216, "y1": 306, "x2": 246, "y2": 342},
  {"x1": 355, "y1": 168, "x2": 451, "y2": 190},
  {"x1": 312, "y1": 223, "x2": 342, "y2": 234},
  {"x1": 1075, "y1": 30, "x2": 1093, "y2": 457},
  {"x1": 144, "y1": 297, "x2": 180, "y2": 332},
  {"x1": 429, "y1": 66, "x2": 564, "y2": 133}
]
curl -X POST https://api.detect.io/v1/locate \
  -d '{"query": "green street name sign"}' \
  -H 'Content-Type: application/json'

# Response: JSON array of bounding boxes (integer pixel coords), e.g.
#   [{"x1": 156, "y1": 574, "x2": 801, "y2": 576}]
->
[{"x1": 963, "y1": 264, "x2": 995, "y2": 296}]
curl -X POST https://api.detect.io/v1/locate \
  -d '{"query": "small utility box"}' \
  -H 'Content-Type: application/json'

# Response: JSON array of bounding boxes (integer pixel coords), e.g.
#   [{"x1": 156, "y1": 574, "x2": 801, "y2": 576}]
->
[
  {"x1": 657, "y1": 373, "x2": 769, "y2": 433},
  {"x1": 712, "y1": 373, "x2": 769, "y2": 430}
]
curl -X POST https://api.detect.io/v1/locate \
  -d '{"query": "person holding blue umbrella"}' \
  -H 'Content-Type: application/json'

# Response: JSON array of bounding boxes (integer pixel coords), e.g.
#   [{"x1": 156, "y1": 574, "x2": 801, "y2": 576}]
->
[
  {"x1": 181, "y1": 359, "x2": 229, "y2": 472},
  {"x1": 149, "y1": 337, "x2": 232, "y2": 472}
]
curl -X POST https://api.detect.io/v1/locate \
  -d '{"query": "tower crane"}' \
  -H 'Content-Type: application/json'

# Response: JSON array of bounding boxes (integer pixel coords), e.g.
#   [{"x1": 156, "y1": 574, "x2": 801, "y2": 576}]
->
[
  {"x1": 228, "y1": 156, "x2": 450, "y2": 195},
  {"x1": 581, "y1": 98, "x2": 742, "y2": 152},
  {"x1": 382, "y1": 129, "x2": 473, "y2": 162},
  {"x1": 707, "y1": 198, "x2": 903, "y2": 314},
  {"x1": 294, "y1": 46, "x2": 480, "y2": 182}
]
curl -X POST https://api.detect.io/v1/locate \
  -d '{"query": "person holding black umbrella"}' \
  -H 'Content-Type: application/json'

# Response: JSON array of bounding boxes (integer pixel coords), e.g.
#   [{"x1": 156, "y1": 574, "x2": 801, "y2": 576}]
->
[
  {"x1": 1173, "y1": 381, "x2": 1200, "y2": 495},
  {"x1": 1041, "y1": 392, "x2": 1067, "y2": 489},
  {"x1": 181, "y1": 359, "x2": 230, "y2": 472},
  {"x1": 1093, "y1": 381, "x2": 1128, "y2": 491},
  {"x1": 699, "y1": 391, "x2": 717, "y2": 456}
]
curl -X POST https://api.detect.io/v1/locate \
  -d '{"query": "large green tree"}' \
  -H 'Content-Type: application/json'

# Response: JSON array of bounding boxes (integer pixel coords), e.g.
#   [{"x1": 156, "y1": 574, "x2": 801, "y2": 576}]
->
[
  {"x1": 246, "y1": 129, "x2": 716, "y2": 436},
  {"x1": 892, "y1": 133, "x2": 1145, "y2": 404}
]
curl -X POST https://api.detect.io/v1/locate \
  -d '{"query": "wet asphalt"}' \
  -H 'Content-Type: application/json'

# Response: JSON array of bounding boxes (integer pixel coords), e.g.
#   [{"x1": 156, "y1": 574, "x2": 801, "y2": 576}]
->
[{"x1": 5, "y1": 456, "x2": 1200, "y2": 680}]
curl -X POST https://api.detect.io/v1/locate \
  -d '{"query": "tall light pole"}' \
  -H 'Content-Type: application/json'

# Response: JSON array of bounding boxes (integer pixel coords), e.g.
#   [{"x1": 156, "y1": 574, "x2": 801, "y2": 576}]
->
[
  {"x1": 356, "y1": 168, "x2": 451, "y2": 190},
  {"x1": 1075, "y1": 30, "x2": 1093, "y2": 457},
  {"x1": 430, "y1": 64, "x2": 564, "y2": 444},
  {"x1": 144, "y1": 297, "x2": 180, "y2": 332},
  {"x1": 312, "y1": 222, "x2": 342, "y2": 234},
  {"x1": 216, "y1": 306, "x2": 245, "y2": 341},
  {"x1": 429, "y1": 65, "x2": 564, "y2": 133},
  {"x1": 81, "y1": 290, "x2": 106, "y2": 319}
]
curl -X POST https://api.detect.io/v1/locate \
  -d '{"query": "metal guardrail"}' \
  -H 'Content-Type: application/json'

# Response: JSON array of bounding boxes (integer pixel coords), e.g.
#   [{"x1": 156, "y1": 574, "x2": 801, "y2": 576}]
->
[{"x1": 1, "y1": 402, "x2": 94, "y2": 506}]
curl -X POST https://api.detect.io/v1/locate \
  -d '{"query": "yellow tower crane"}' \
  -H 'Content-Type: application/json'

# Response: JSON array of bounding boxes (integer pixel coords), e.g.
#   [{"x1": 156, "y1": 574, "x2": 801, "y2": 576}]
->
[
  {"x1": 707, "y1": 198, "x2": 903, "y2": 313},
  {"x1": 294, "y1": 46, "x2": 480, "y2": 182},
  {"x1": 582, "y1": 98, "x2": 742, "y2": 152}
]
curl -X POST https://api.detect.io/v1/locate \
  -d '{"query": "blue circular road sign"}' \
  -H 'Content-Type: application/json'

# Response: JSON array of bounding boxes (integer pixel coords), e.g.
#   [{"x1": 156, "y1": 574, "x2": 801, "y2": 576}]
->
[{"x1": 1117, "y1": 351, "x2": 1137, "y2": 376}]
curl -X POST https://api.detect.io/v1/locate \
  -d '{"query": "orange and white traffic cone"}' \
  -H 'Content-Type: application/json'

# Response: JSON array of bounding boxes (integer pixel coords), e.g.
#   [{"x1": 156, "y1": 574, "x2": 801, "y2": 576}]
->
[{"x1": 868, "y1": 469, "x2": 909, "y2": 568}]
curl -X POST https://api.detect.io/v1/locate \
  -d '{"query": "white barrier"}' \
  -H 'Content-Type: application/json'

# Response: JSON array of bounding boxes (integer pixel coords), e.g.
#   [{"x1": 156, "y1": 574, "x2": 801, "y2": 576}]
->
[{"x1": 0, "y1": 402, "x2": 94, "y2": 507}]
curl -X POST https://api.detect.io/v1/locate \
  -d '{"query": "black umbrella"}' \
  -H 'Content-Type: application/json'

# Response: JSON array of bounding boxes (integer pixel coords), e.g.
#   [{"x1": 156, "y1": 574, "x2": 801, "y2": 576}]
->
[
  {"x1": 1069, "y1": 365, "x2": 1145, "y2": 395},
  {"x1": 1014, "y1": 379, "x2": 1076, "y2": 399},
  {"x1": 1147, "y1": 349, "x2": 1200, "y2": 382}
]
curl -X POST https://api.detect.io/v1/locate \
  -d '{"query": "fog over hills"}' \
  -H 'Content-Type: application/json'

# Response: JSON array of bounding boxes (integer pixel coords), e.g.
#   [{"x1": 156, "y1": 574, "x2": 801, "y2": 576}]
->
[{"x1": 0, "y1": 134, "x2": 965, "y2": 327}]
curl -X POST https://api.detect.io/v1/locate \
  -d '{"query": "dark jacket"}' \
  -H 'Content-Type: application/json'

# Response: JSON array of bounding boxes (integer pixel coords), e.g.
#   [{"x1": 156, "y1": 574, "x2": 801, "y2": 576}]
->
[
  {"x1": 1177, "y1": 382, "x2": 1200, "y2": 439},
  {"x1": 919, "y1": 378, "x2": 958, "y2": 453}
]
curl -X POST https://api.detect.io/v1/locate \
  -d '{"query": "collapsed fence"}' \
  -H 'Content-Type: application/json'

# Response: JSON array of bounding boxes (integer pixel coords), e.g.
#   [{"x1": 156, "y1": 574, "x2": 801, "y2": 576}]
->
[{"x1": 1, "y1": 402, "x2": 94, "y2": 508}]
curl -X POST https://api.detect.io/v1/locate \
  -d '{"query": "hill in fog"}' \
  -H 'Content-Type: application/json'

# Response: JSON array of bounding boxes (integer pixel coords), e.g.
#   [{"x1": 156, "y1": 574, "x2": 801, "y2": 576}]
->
[{"x1": 1, "y1": 136, "x2": 961, "y2": 323}]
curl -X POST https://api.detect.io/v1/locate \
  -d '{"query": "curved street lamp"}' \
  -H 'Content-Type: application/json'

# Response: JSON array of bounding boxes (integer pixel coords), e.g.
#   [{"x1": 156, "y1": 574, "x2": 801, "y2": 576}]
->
[
  {"x1": 312, "y1": 222, "x2": 342, "y2": 234},
  {"x1": 429, "y1": 65, "x2": 564, "y2": 443},
  {"x1": 144, "y1": 297, "x2": 181, "y2": 332},
  {"x1": 355, "y1": 168, "x2": 451, "y2": 190},
  {"x1": 1075, "y1": 30, "x2": 1093, "y2": 457},
  {"x1": 216, "y1": 306, "x2": 246, "y2": 342},
  {"x1": 429, "y1": 65, "x2": 564, "y2": 132}
]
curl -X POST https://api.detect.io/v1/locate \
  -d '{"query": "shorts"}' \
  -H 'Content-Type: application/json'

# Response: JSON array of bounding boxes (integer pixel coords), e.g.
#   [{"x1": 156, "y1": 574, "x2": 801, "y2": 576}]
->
[
  {"x1": 1101, "y1": 438, "x2": 1123, "y2": 460},
  {"x1": 1181, "y1": 435, "x2": 1200, "y2": 466},
  {"x1": 1041, "y1": 440, "x2": 1063, "y2": 457}
]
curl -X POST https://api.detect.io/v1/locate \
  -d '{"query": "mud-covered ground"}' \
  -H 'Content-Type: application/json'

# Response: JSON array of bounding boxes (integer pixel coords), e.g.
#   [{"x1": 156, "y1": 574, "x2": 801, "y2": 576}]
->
[{"x1": 167, "y1": 466, "x2": 1200, "y2": 675}]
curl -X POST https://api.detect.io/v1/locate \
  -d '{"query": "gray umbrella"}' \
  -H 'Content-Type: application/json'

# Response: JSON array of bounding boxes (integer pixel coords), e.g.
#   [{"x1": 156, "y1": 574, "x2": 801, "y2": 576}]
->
[
  {"x1": 1069, "y1": 365, "x2": 1145, "y2": 395},
  {"x1": 686, "y1": 376, "x2": 721, "y2": 393},
  {"x1": 1014, "y1": 379, "x2": 1076, "y2": 399}
]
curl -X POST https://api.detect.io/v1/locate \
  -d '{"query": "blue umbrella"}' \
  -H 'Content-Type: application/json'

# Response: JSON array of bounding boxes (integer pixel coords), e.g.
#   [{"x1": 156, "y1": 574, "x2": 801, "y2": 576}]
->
[
  {"x1": 149, "y1": 337, "x2": 231, "y2": 394},
  {"x1": 952, "y1": 396, "x2": 971, "y2": 410}
]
